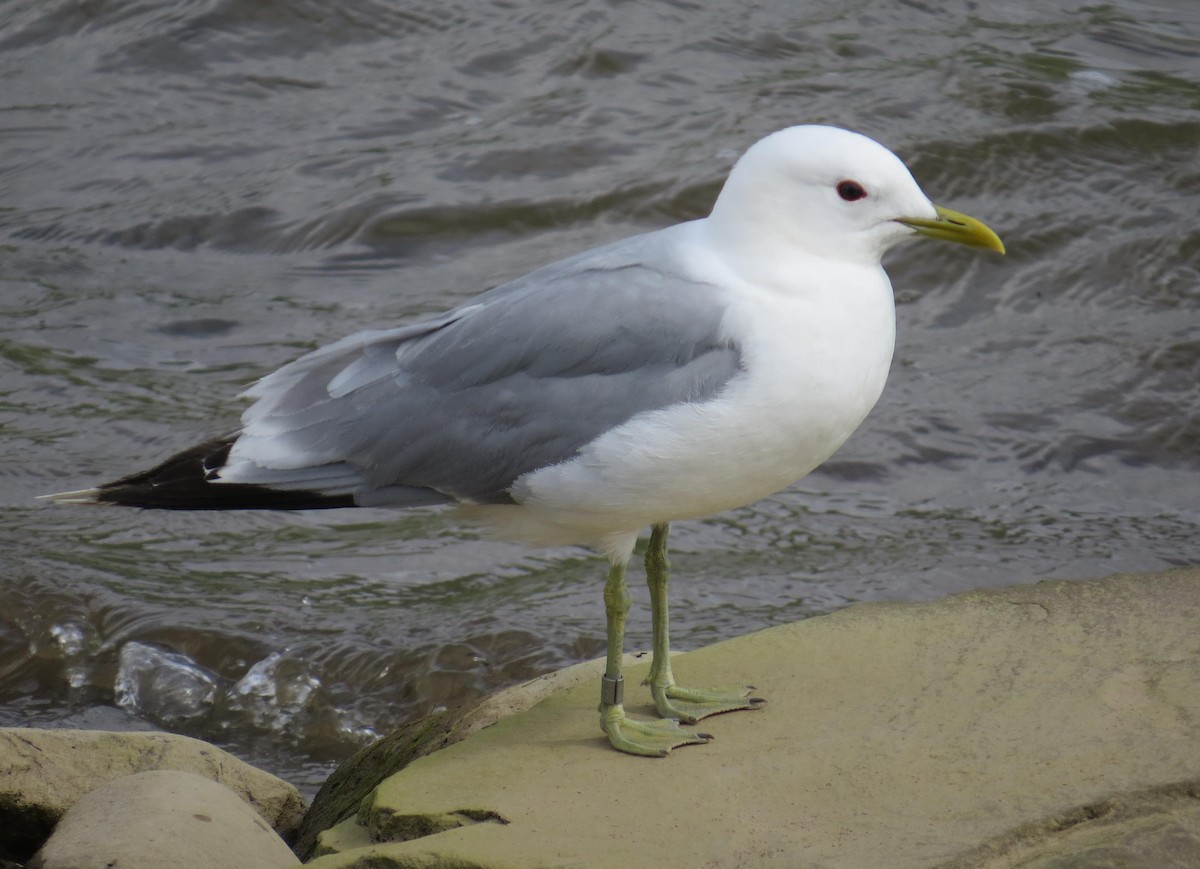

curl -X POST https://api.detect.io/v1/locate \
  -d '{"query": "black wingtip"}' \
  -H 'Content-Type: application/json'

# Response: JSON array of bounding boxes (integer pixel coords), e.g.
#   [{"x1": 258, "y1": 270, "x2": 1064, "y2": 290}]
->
[{"x1": 48, "y1": 435, "x2": 355, "y2": 511}]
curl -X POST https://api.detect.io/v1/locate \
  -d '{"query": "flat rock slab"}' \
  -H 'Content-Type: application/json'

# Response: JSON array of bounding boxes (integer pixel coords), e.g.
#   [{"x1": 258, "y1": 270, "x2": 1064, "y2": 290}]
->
[
  {"x1": 28, "y1": 770, "x2": 299, "y2": 869},
  {"x1": 308, "y1": 569, "x2": 1200, "y2": 868}
]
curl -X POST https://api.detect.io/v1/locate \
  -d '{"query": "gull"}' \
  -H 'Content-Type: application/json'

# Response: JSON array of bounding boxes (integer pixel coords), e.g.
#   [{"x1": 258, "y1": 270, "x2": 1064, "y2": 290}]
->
[{"x1": 47, "y1": 125, "x2": 1004, "y2": 756}]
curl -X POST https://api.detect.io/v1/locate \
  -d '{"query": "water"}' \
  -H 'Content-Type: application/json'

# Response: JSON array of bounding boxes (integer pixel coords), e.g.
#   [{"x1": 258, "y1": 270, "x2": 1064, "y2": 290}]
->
[{"x1": 2, "y1": 0, "x2": 1198, "y2": 796}]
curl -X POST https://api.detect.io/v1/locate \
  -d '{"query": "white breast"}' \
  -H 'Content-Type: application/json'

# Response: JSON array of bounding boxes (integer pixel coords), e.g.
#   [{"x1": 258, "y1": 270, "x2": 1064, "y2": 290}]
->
[{"x1": 502, "y1": 238, "x2": 897, "y2": 548}]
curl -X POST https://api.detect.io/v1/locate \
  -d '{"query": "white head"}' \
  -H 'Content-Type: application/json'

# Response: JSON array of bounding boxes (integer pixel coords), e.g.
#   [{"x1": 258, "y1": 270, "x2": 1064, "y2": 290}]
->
[{"x1": 707, "y1": 125, "x2": 1002, "y2": 268}]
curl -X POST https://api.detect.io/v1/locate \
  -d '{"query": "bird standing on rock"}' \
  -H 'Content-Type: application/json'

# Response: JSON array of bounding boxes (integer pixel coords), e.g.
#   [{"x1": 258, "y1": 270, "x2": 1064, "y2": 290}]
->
[{"x1": 46, "y1": 125, "x2": 1005, "y2": 756}]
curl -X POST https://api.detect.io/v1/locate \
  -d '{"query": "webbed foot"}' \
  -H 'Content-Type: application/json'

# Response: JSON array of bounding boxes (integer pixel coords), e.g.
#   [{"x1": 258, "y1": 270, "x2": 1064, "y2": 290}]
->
[
  {"x1": 601, "y1": 704, "x2": 712, "y2": 757},
  {"x1": 648, "y1": 682, "x2": 766, "y2": 725}
]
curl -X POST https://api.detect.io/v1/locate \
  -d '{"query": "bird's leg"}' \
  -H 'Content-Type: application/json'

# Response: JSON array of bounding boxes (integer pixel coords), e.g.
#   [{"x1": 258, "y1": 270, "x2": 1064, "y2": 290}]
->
[
  {"x1": 644, "y1": 522, "x2": 766, "y2": 723},
  {"x1": 599, "y1": 557, "x2": 710, "y2": 756}
]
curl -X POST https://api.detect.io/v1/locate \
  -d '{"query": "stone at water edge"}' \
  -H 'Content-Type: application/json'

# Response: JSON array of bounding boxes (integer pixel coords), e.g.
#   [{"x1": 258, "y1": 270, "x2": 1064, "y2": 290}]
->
[
  {"x1": 0, "y1": 728, "x2": 305, "y2": 864},
  {"x1": 28, "y1": 770, "x2": 299, "y2": 869},
  {"x1": 302, "y1": 569, "x2": 1200, "y2": 869}
]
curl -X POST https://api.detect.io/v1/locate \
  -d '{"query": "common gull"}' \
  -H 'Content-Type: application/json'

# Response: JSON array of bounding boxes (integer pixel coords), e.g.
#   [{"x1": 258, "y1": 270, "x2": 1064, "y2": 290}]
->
[{"x1": 48, "y1": 125, "x2": 1004, "y2": 756}]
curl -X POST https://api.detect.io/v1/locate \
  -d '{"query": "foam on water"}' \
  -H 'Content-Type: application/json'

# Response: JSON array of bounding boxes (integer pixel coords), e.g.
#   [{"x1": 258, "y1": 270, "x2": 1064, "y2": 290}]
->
[{"x1": 114, "y1": 642, "x2": 218, "y2": 724}]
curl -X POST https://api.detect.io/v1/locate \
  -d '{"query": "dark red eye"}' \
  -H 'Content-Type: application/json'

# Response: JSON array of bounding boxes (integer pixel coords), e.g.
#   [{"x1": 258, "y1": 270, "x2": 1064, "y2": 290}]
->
[{"x1": 837, "y1": 180, "x2": 867, "y2": 201}]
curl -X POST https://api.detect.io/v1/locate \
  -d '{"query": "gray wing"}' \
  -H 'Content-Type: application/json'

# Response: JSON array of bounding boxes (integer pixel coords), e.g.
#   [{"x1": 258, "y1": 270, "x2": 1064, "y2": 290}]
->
[{"x1": 222, "y1": 230, "x2": 743, "y2": 506}]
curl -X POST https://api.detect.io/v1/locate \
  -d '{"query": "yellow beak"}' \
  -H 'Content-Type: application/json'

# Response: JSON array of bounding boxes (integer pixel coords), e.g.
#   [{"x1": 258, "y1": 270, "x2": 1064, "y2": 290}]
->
[{"x1": 897, "y1": 205, "x2": 1005, "y2": 254}]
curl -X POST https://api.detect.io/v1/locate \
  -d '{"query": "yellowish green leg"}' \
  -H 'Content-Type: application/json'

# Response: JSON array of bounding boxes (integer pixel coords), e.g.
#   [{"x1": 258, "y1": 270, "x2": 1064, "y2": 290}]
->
[
  {"x1": 599, "y1": 557, "x2": 711, "y2": 756},
  {"x1": 644, "y1": 523, "x2": 766, "y2": 724}
]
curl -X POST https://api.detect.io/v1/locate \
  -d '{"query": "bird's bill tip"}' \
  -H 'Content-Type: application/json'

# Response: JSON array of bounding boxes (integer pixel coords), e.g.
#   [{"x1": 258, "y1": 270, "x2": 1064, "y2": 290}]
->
[{"x1": 897, "y1": 204, "x2": 1006, "y2": 254}]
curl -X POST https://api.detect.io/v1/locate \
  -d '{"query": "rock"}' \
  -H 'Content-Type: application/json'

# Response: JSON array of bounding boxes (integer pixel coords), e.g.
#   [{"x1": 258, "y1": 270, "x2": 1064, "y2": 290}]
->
[
  {"x1": 944, "y1": 781, "x2": 1200, "y2": 868},
  {"x1": 302, "y1": 568, "x2": 1200, "y2": 868},
  {"x1": 0, "y1": 728, "x2": 305, "y2": 864},
  {"x1": 293, "y1": 652, "x2": 652, "y2": 859},
  {"x1": 27, "y1": 770, "x2": 299, "y2": 869},
  {"x1": 292, "y1": 707, "x2": 459, "y2": 860}
]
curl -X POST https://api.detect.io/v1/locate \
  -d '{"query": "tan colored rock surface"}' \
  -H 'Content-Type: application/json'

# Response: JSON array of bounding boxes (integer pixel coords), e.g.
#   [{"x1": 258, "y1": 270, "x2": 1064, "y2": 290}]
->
[
  {"x1": 0, "y1": 727, "x2": 304, "y2": 863},
  {"x1": 306, "y1": 569, "x2": 1200, "y2": 868},
  {"x1": 293, "y1": 652, "x2": 653, "y2": 858},
  {"x1": 27, "y1": 770, "x2": 299, "y2": 869},
  {"x1": 946, "y1": 781, "x2": 1200, "y2": 868}
]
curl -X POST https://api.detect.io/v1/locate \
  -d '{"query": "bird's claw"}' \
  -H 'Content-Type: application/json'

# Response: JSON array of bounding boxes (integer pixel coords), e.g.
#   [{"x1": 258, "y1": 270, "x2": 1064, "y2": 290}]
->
[
  {"x1": 648, "y1": 682, "x2": 766, "y2": 725},
  {"x1": 601, "y1": 704, "x2": 711, "y2": 756}
]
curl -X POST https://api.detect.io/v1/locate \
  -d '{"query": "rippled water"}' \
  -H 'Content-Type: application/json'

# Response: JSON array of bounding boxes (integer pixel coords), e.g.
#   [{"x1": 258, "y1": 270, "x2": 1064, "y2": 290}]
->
[{"x1": 2, "y1": 0, "x2": 1198, "y2": 795}]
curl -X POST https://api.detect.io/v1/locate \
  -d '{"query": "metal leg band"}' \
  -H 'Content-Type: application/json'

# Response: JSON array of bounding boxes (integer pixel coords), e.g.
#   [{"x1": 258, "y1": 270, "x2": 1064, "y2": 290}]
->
[{"x1": 600, "y1": 674, "x2": 624, "y2": 706}]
